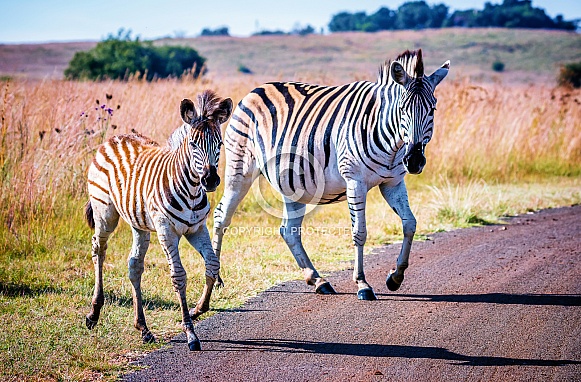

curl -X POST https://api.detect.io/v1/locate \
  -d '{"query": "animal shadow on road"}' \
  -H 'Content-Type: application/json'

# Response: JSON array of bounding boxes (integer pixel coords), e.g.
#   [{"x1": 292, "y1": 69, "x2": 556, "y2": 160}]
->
[
  {"x1": 381, "y1": 293, "x2": 581, "y2": 307},
  {"x1": 209, "y1": 339, "x2": 581, "y2": 367}
]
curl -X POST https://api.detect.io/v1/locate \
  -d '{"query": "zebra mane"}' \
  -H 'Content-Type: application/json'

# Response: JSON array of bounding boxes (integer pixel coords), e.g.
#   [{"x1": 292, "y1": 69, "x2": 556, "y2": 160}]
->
[
  {"x1": 167, "y1": 90, "x2": 222, "y2": 150},
  {"x1": 378, "y1": 49, "x2": 424, "y2": 85}
]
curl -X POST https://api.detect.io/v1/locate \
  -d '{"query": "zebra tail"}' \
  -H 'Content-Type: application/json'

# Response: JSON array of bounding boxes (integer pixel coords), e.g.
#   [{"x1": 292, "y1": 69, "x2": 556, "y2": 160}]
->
[{"x1": 84, "y1": 200, "x2": 95, "y2": 229}]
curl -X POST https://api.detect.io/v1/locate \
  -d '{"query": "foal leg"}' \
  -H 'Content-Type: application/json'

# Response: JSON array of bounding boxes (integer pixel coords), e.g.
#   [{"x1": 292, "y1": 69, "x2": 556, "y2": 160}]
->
[
  {"x1": 156, "y1": 223, "x2": 200, "y2": 351},
  {"x1": 346, "y1": 179, "x2": 376, "y2": 301},
  {"x1": 127, "y1": 227, "x2": 154, "y2": 343},
  {"x1": 184, "y1": 225, "x2": 219, "y2": 319},
  {"x1": 86, "y1": 201, "x2": 119, "y2": 329},
  {"x1": 379, "y1": 180, "x2": 416, "y2": 291},
  {"x1": 280, "y1": 199, "x2": 336, "y2": 294}
]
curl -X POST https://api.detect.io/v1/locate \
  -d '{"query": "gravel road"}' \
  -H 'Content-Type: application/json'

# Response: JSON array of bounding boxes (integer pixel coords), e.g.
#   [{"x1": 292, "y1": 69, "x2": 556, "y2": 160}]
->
[{"x1": 125, "y1": 205, "x2": 581, "y2": 382}]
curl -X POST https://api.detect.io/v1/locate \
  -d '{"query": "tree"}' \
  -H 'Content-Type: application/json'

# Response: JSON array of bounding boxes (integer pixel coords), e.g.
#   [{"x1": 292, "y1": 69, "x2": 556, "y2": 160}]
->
[
  {"x1": 328, "y1": 0, "x2": 577, "y2": 32},
  {"x1": 428, "y1": 4, "x2": 449, "y2": 28},
  {"x1": 445, "y1": 0, "x2": 577, "y2": 30},
  {"x1": 368, "y1": 7, "x2": 397, "y2": 31},
  {"x1": 328, "y1": 11, "x2": 368, "y2": 32},
  {"x1": 396, "y1": 1, "x2": 432, "y2": 29},
  {"x1": 200, "y1": 27, "x2": 230, "y2": 36}
]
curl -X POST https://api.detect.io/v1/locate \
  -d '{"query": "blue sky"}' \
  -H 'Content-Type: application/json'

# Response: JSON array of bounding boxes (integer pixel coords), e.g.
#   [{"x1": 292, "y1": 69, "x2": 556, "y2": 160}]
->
[{"x1": 0, "y1": 0, "x2": 579, "y2": 43}]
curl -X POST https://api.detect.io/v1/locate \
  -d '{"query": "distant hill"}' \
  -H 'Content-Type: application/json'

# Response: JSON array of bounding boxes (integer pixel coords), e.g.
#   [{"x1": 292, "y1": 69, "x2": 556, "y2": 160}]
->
[{"x1": 1, "y1": 28, "x2": 579, "y2": 84}]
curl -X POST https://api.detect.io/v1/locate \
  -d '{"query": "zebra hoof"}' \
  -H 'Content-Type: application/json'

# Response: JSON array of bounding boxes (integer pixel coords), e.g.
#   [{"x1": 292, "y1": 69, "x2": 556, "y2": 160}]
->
[
  {"x1": 85, "y1": 315, "x2": 98, "y2": 330},
  {"x1": 188, "y1": 339, "x2": 202, "y2": 351},
  {"x1": 386, "y1": 274, "x2": 403, "y2": 291},
  {"x1": 357, "y1": 288, "x2": 377, "y2": 301},
  {"x1": 315, "y1": 282, "x2": 337, "y2": 295}
]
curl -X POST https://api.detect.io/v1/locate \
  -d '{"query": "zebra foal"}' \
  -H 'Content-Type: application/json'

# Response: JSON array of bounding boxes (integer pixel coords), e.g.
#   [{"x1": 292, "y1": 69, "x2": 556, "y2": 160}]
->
[
  {"x1": 213, "y1": 49, "x2": 449, "y2": 300},
  {"x1": 84, "y1": 90, "x2": 232, "y2": 351}
]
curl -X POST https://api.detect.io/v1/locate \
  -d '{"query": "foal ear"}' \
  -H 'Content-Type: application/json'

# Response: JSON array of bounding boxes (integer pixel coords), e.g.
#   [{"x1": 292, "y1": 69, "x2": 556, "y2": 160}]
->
[
  {"x1": 180, "y1": 98, "x2": 198, "y2": 125},
  {"x1": 390, "y1": 61, "x2": 409, "y2": 87},
  {"x1": 213, "y1": 98, "x2": 233, "y2": 125}
]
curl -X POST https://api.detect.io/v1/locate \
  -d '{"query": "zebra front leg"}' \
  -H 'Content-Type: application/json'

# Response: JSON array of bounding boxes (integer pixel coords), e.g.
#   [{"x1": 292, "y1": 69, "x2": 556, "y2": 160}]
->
[
  {"x1": 127, "y1": 227, "x2": 155, "y2": 343},
  {"x1": 379, "y1": 181, "x2": 416, "y2": 291},
  {"x1": 157, "y1": 225, "x2": 201, "y2": 351},
  {"x1": 185, "y1": 225, "x2": 219, "y2": 319},
  {"x1": 86, "y1": 202, "x2": 119, "y2": 329},
  {"x1": 346, "y1": 179, "x2": 376, "y2": 300},
  {"x1": 212, "y1": 168, "x2": 257, "y2": 288},
  {"x1": 280, "y1": 199, "x2": 336, "y2": 294}
]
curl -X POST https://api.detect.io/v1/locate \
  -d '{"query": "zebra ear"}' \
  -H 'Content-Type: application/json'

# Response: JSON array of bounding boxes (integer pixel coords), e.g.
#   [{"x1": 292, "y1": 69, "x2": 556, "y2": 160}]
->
[
  {"x1": 390, "y1": 61, "x2": 409, "y2": 87},
  {"x1": 428, "y1": 60, "x2": 450, "y2": 88},
  {"x1": 180, "y1": 98, "x2": 198, "y2": 125},
  {"x1": 213, "y1": 98, "x2": 233, "y2": 125}
]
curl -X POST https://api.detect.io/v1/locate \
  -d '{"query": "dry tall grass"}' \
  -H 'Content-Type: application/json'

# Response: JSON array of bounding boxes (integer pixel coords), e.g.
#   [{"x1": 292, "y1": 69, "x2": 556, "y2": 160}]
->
[
  {"x1": 1, "y1": 74, "x2": 579, "y2": 262},
  {"x1": 1, "y1": 76, "x2": 579, "y2": 224}
]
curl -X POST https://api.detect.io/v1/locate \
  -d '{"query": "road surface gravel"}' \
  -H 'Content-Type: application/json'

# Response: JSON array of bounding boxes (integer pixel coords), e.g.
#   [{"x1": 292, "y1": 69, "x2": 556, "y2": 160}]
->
[{"x1": 125, "y1": 205, "x2": 581, "y2": 382}]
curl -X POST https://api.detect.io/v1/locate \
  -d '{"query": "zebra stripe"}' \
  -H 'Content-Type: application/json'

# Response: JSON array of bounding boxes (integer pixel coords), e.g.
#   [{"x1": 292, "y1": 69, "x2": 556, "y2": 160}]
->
[
  {"x1": 213, "y1": 49, "x2": 450, "y2": 300},
  {"x1": 84, "y1": 90, "x2": 233, "y2": 351}
]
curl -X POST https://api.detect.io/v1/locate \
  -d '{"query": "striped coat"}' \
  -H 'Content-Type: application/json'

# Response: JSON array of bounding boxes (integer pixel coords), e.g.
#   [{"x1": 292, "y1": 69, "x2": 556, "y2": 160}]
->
[
  {"x1": 213, "y1": 50, "x2": 449, "y2": 300},
  {"x1": 84, "y1": 90, "x2": 232, "y2": 351}
]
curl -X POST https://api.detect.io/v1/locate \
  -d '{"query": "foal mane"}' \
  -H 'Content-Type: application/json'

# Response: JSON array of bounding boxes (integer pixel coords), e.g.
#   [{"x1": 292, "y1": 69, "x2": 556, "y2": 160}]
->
[
  {"x1": 378, "y1": 49, "x2": 424, "y2": 85},
  {"x1": 167, "y1": 90, "x2": 223, "y2": 150}
]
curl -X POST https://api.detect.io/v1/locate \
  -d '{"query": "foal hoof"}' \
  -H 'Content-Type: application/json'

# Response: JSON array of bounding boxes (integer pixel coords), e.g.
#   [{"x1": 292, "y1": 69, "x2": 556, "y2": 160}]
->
[
  {"x1": 142, "y1": 331, "x2": 156, "y2": 344},
  {"x1": 357, "y1": 288, "x2": 377, "y2": 301},
  {"x1": 386, "y1": 273, "x2": 403, "y2": 291},
  {"x1": 85, "y1": 315, "x2": 98, "y2": 330},
  {"x1": 188, "y1": 339, "x2": 202, "y2": 351},
  {"x1": 315, "y1": 282, "x2": 337, "y2": 295}
]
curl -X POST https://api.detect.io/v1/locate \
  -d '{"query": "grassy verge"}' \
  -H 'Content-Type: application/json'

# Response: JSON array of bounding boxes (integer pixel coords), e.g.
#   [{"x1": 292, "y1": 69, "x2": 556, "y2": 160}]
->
[
  {"x1": 0, "y1": 178, "x2": 579, "y2": 381},
  {"x1": 0, "y1": 75, "x2": 579, "y2": 380}
]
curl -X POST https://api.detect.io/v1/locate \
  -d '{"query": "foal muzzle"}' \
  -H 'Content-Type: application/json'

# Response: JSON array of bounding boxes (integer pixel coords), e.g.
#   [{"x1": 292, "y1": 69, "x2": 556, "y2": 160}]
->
[{"x1": 201, "y1": 165, "x2": 220, "y2": 192}]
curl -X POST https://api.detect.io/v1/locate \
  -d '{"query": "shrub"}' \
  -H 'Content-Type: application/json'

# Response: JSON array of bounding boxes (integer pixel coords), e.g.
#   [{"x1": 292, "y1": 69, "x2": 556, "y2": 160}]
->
[
  {"x1": 558, "y1": 62, "x2": 581, "y2": 88},
  {"x1": 200, "y1": 27, "x2": 230, "y2": 36},
  {"x1": 64, "y1": 30, "x2": 206, "y2": 81},
  {"x1": 492, "y1": 61, "x2": 505, "y2": 72},
  {"x1": 238, "y1": 65, "x2": 252, "y2": 74}
]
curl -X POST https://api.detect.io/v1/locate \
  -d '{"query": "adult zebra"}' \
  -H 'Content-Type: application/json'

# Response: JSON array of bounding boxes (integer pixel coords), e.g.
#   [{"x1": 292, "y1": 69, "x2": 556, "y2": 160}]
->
[
  {"x1": 213, "y1": 49, "x2": 449, "y2": 300},
  {"x1": 84, "y1": 90, "x2": 232, "y2": 351}
]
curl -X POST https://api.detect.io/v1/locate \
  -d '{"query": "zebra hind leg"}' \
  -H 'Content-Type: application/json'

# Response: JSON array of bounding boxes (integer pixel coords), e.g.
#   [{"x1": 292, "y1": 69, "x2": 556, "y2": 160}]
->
[
  {"x1": 280, "y1": 200, "x2": 336, "y2": 295},
  {"x1": 345, "y1": 179, "x2": 376, "y2": 301},
  {"x1": 127, "y1": 227, "x2": 155, "y2": 343},
  {"x1": 86, "y1": 200, "x2": 120, "y2": 330}
]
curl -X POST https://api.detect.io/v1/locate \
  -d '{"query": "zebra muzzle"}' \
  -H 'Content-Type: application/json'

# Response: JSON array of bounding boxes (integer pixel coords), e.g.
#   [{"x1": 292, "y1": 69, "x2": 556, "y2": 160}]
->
[
  {"x1": 201, "y1": 165, "x2": 220, "y2": 192},
  {"x1": 403, "y1": 142, "x2": 426, "y2": 175}
]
